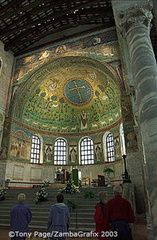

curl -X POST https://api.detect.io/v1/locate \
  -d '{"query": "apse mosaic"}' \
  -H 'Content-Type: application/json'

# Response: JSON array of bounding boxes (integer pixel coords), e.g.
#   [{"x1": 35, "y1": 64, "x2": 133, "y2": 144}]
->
[
  {"x1": 13, "y1": 56, "x2": 121, "y2": 134},
  {"x1": 13, "y1": 28, "x2": 119, "y2": 84},
  {"x1": 11, "y1": 27, "x2": 123, "y2": 135}
]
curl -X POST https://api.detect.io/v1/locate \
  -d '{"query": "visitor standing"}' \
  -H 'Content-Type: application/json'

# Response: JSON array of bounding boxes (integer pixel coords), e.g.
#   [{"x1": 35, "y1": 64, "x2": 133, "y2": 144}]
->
[
  {"x1": 94, "y1": 192, "x2": 110, "y2": 240},
  {"x1": 105, "y1": 185, "x2": 135, "y2": 240},
  {"x1": 10, "y1": 193, "x2": 32, "y2": 240},
  {"x1": 48, "y1": 193, "x2": 70, "y2": 240}
]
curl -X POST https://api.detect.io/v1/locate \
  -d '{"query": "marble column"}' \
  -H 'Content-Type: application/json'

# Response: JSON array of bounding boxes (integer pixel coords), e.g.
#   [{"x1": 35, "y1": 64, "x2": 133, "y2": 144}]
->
[
  {"x1": 121, "y1": 94, "x2": 146, "y2": 214},
  {"x1": 112, "y1": 0, "x2": 157, "y2": 239}
]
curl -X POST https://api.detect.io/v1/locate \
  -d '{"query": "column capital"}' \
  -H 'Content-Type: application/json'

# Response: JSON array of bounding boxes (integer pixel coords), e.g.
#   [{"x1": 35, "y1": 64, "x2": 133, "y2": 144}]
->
[{"x1": 115, "y1": 3, "x2": 153, "y2": 37}]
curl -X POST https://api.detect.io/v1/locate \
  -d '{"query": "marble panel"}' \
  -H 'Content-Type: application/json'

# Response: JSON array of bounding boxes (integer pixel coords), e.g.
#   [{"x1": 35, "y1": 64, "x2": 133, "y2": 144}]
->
[
  {"x1": 13, "y1": 165, "x2": 24, "y2": 180},
  {"x1": 30, "y1": 167, "x2": 42, "y2": 181}
]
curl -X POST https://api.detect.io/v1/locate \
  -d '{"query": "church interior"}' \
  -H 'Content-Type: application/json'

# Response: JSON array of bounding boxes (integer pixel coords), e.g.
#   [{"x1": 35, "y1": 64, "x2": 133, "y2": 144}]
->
[{"x1": 0, "y1": 0, "x2": 157, "y2": 239}]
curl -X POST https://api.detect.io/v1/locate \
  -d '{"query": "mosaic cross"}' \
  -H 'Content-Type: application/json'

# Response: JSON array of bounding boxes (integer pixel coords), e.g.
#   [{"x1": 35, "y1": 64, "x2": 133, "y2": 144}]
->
[{"x1": 69, "y1": 80, "x2": 85, "y2": 103}]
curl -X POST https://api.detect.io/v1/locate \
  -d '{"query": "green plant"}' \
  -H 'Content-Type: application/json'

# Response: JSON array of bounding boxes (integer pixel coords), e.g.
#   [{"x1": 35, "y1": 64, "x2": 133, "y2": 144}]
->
[
  {"x1": 55, "y1": 169, "x2": 62, "y2": 174},
  {"x1": 103, "y1": 167, "x2": 114, "y2": 187},
  {"x1": 42, "y1": 179, "x2": 50, "y2": 187},
  {"x1": 83, "y1": 191, "x2": 95, "y2": 199},
  {"x1": 58, "y1": 180, "x2": 80, "y2": 194},
  {"x1": 0, "y1": 188, "x2": 6, "y2": 200},
  {"x1": 103, "y1": 167, "x2": 115, "y2": 174},
  {"x1": 5, "y1": 178, "x2": 10, "y2": 182},
  {"x1": 78, "y1": 179, "x2": 82, "y2": 187},
  {"x1": 35, "y1": 187, "x2": 48, "y2": 203},
  {"x1": 66, "y1": 200, "x2": 78, "y2": 212}
]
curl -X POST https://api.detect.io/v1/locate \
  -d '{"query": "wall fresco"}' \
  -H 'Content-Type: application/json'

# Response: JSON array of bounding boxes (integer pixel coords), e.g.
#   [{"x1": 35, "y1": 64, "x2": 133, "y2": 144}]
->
[
  {"x1": 8, "y1": 121, "x2": 122, "y2": 164},
  {"x1": 121, "y1": 95, "x2": 138, "y2": 153},
  {"x1": 44, "y1": 144, "x2": 53, "y2": 163},
  {"x1": 69, "y1": 146, "x2": 77, "y2": 163},
  {"x1": 10, "y1": 130, "x2": 31, "y2": 160},
  {"x1": 95, "y1": 143, "x2": 102, "y2": 162}
]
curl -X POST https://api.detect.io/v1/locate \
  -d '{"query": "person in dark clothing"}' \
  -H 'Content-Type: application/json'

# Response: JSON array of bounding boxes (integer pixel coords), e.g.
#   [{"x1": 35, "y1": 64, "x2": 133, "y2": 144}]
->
[
  {"x1": 48, "y1": 193, "x2": 70, "y2": 240},
  {"x1": 105, "y1": 185, "x2": 135, "y2": 240},
  {"x1": 94, "y1": 192, "x2": 110, "y2": 240},
  {"x1": 10, "y1": 193, "x2": 32, "y2": 240}
]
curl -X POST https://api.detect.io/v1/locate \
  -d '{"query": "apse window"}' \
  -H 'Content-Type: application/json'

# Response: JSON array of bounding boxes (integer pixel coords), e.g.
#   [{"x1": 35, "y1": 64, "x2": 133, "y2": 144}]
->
[
  {"x1": 106, "y1": 133, "x2": 115, "y2": 162},
  {"x1": 30, "y1": 135, "x2": 41, "y2": 164},
  {"x1": 54, "y1": 138, "x2": 67, "y2": 165},
  {"x1": 80, "y1": 137, "x2": 94, "y2": 165}
]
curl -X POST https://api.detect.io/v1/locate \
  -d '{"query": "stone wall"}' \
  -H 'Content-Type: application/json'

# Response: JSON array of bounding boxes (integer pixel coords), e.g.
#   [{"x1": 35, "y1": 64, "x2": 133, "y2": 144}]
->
[
  {"x1": 0, "y1": 41, "x2": 14, "y2": 150},
  {"x1": 78, "y1": 160, "x2": 123, "y2": 184},
  {"x1": 3, "y1": 159, "x2": 123, "y2": 188},
  {"x1": 4, "y1": 160, "x2": 55, "y2": 188}
]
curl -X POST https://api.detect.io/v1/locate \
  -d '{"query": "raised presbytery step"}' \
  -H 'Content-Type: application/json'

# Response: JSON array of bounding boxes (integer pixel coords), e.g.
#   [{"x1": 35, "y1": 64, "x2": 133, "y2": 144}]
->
[{"x1": 0, "y1": 186, "x2": 114, "y2": 231}]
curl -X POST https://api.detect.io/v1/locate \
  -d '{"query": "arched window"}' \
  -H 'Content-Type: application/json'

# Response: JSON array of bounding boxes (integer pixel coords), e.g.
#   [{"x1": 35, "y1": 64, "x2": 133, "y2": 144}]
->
[
  {"x1": 106, "y1": 132, "x2": 115, "y2": 162},
  {"x1": 30, "y1": 135, "x2": 41, "y2": 164},
  {"x1": 80, "y1": 137, "x2": 94, "y2": 165},
  {"x1": 54, "y1": 138, "x2": 67, "y2": 165}
]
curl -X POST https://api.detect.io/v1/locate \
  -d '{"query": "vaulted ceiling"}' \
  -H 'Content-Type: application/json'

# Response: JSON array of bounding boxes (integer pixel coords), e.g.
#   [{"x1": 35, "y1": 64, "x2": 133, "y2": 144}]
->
[
  {"x1": 0, "y1": 0, "x2": 156, "y2": 58},
  {"x1": 0, "y1": 0, "x2": 115, "y2": 57}
]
